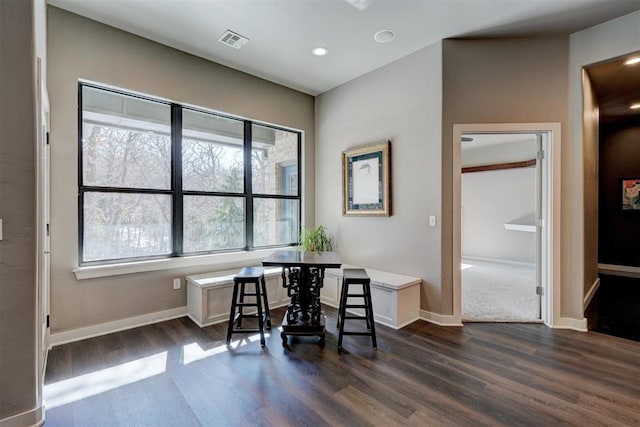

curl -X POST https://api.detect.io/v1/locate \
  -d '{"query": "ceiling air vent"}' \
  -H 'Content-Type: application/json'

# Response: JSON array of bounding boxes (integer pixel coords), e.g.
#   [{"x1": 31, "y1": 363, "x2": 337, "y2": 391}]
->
[{"x1": 218, "y1": 30, "x2": 249, "y2": 50}]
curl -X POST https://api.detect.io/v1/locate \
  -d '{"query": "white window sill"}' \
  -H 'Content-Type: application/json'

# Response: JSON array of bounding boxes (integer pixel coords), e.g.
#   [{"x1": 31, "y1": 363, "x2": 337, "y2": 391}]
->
[{"x1": 73, "y1": 248, "x2": 279, "y2": 280}]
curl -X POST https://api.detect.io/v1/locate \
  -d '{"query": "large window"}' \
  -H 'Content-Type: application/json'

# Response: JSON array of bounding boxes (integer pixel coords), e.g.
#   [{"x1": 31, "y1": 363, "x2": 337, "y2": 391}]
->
[{"x1": 79, "y1": 84, "x2": 301, "y2": 264}]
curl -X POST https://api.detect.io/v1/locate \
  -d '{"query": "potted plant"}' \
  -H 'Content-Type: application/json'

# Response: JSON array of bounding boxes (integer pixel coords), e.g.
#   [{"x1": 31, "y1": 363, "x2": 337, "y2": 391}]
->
[{"x1": 299, "y1": 225, "x2": 333, "y2": 252}]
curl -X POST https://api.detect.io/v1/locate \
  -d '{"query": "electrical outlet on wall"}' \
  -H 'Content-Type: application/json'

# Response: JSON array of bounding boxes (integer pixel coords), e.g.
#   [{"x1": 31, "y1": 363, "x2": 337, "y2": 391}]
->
[{"x1": 173, "y1": 278, "x2": 181, "y2": 290}]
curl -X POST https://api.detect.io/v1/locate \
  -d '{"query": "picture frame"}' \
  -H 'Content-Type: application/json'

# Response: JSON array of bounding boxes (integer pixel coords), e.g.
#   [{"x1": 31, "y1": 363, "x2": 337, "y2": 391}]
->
[
  {"x1": 621, "y1": 177, "x2": 640, "y2": 211},
  {"x1": 342, "y1": 140, "x2": 391, "y2": 216}
]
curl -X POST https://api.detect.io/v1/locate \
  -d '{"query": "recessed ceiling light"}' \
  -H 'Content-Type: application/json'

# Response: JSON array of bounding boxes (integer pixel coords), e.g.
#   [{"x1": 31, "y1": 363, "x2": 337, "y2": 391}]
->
[
  {"x1": 630, "y1": 103, "x2": 640, "y2": 110},
  {"x1": 624, "y1": 57, "x2": 640, "y2": 65},
  {"x1": 312, "y1": 47, "x2": 328, "y2": 56},
  {"x1": 374, "y1": 30, "x2": 395, "y2": 43}
]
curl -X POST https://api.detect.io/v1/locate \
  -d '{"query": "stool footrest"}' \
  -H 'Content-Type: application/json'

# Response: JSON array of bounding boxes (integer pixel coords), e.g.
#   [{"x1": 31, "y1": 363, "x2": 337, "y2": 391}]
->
[
  {"x1": 341, "y1": 331, "x2": 374, "y2": 336},
  {"x1": 235, "y1": 302, "x2": 260, "y2": 307},
  {"x1": 345, "y1": 293, "x2": 366, "y2": 298},
  {"x1": 343, "y1": 315, "x2": 368, "y2": 320},
  {"x1": 230, "y1": 328, "x2": 262, "y2": 333},
  {"x1": 233, "y1": 313, "x2": 261, "y2": 321},
  {"x1": 345, "y1": 304, "x2": 368, "y2": 309}
]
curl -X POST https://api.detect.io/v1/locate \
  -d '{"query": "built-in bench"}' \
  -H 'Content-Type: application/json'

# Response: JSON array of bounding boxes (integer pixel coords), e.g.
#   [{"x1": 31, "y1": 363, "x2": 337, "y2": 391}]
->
[
  {"x1": 323, "y1": 265, "x2": 422, "y2": 329},
  {"x1": 186, "y1": 267, "x2": 288, "y2": 327},
  {"x1": 186, "y1": 264, "x2": 422, "y2": 330}
]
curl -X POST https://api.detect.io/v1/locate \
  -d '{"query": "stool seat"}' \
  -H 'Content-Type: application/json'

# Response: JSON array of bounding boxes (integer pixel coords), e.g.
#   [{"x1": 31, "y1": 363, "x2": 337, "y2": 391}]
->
[
  {"x1": 235, "y1": 266, "x2": 266, "y2": 279},
  {"x1": 226, "y1": 267, "x2": 271, "y2": 347},
  {"x1": 337, "y1": 268, "x2": 377, "y2": 351},
  {"x1": 342, "y1": 268, "x2": 371, "y2": 282}
]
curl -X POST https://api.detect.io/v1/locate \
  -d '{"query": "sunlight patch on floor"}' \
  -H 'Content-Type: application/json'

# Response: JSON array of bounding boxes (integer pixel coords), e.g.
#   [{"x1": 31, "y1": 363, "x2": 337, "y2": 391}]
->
[
  {"x1": 461, "y1": 262, "x2": 475, "y2": 270},
  {"x1": 44, "y1": 351, "x2": 168, "y2": 409},
  {"x1": 181, "y1": 332, "x2": 271, "y2": 365}
]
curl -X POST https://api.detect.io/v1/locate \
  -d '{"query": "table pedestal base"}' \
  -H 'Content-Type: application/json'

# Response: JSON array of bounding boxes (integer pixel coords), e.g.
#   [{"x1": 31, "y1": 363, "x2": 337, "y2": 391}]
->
[{"x1": 280, "y1": 311, "x2": 325, "y2": 349}]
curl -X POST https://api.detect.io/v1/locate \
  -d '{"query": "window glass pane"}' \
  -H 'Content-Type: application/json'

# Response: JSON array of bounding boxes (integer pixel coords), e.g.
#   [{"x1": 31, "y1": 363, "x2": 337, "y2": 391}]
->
[
  {"x1": 253, "y1": 198, "x2": 299, "y2": 247},
  {"x1": 252, "y1": 125, "x2": 298, "y2": 195},
  {"x1": 183, "y1": 195, "x2": 245, "y2": 252},
  {"x1": 83, "y1": 192, "x2": 171, "y2": 261},
  {"x1": 182, "y1": 109, "x2": 244, "y2": 193},
  {"x1": 82, "y1": 86, "x2": 171, "y2": 190}
]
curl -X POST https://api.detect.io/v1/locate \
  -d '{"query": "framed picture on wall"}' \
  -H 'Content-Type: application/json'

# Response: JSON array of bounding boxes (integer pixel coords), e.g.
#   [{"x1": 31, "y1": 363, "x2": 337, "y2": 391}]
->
[
  {"x1": 621, "y1": 178, "x2": 640, "y2": 211},
  {"x1": 342, "y1": 140, "x2": 391, "y2": 216}
]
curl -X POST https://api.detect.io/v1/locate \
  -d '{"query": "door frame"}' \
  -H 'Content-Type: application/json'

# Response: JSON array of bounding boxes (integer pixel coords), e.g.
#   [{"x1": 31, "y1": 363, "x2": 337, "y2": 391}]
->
[
  {"x1": 452, "y1": 123, "x2": 561, "y2": 327},
  {"x1": 36, "y1": 56, "x2": 50, "y2": 395}
]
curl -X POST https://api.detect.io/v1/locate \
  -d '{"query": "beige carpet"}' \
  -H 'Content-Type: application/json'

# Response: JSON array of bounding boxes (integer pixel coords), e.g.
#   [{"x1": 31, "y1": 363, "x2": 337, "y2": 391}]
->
[{"x1": 462, "y1": 258, "x2": 539, "y2": 322}]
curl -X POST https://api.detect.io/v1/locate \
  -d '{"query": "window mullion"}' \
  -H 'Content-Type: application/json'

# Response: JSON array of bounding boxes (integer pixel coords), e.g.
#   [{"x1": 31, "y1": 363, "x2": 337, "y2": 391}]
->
[
  {"x1": 297, "y1": 131, "x2": 302, "y2": 241},
  {"x1": 77, "y1": 84, "x2": 85, "y2": 265},
  {"x1": 172, "y1": 104, "x2": 183, "y2": 256},
  {"x1": 245, "y1": 121, "x2": 253, "y2": 249}
]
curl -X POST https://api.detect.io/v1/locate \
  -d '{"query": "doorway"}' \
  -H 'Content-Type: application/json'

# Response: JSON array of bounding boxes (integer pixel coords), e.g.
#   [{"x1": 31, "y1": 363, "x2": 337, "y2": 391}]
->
[
  {"x1": 452, "y1": 123, "x2": 562, "y2": 327},
  {"x1": 460, "y1": 133, "x2": 540, "y2": 322}
]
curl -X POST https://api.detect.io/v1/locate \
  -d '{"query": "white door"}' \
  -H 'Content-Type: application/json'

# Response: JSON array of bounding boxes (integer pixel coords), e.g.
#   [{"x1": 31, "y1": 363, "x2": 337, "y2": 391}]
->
[
  {"x1": 36, "y1": 57, "x2": 50, "y2": 377},
  {"x1": 535, "y1": 134, "x2": 544, "y2": 318}
]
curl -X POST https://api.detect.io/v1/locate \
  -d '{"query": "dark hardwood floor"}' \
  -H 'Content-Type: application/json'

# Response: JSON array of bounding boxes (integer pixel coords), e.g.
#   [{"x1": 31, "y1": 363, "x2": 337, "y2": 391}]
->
[
  {"x1": 586, "y1": 274, "x2": 640, "y2": 342},
  {"x1": 44, "y1": 306, "x2": 640, "y2": 426}
]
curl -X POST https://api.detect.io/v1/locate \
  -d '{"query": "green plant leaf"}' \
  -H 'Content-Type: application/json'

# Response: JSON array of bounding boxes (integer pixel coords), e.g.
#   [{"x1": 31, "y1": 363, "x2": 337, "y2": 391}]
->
[{"x1": 299, "y1": 225, "x2": 333, "y2": 252}]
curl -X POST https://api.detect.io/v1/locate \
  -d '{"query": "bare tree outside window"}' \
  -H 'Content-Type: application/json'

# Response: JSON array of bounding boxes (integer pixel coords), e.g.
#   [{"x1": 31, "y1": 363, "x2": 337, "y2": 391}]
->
[
  {"x1": 79, "y1": 84, "x2": 301, "y2": 264},
  {"x1": 81, "y1": 86, "x2": 172, "y2": 261}
]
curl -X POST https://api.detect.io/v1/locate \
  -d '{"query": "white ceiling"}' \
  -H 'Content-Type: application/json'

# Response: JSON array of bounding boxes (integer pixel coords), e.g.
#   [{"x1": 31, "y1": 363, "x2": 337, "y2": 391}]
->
[
  {"x1": 461, "y1": 133, "x2": 539, "y2": 166},
  {"x1": 47, "y1": 0, "x2": 640, "y2": 96},
  {"x1": 461, "y1": 133, "x2": 537, "y2": 151}
]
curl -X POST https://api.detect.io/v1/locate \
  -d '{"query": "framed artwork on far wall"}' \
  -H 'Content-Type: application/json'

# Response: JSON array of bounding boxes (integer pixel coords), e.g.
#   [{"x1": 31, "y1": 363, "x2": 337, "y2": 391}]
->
[
  {"x1": 621, "y1": 177, "x2": 640, "y2": 211},
  {"x1": 342, "y1": 140, "x2": 391, "y2": 216}
]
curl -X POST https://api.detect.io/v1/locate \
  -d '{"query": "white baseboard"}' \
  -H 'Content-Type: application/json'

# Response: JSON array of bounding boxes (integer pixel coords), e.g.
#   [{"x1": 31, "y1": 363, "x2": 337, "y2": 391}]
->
[
  {"x1": 0, "y1": 406, "x2": 43, "y2": 427},
  {"x1": 552, "y1": 317, "x2": 588, "y2": 332},
  {"x1": 50, "y1": 306, "x2": 188, "y2": 347},
  {"x1": 187, "y1": 313, "x2": 224, "y2": 328},
  {"x1": 584, "y1": 277, "x2": 600, "y2": 309},
  {"x1": 188, "y1": 302, "x2": 289, "y2": 328},
  {"x1": 419, "y1": 310, "x2": 463, "y2": 326},
  {"x1": 394, "y1": 317, "x2": 421, "y2": 330},
  {"x1": 462, "y1": 256, "x2": 535, "y2": 267}
]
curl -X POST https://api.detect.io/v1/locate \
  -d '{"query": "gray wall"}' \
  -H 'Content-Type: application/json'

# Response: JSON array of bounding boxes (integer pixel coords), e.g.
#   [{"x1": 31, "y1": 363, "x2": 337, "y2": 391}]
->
[
  {"x1": 315, "y1": 43, "x2": 443, "y2": 313},
  {"x1": 583, "y1": 69, "x2": 599, "y2": 299},
  {"x1": 570, "y1": 11, "x2": 640, "y2": 308},
  {"x1": 0, "y1": 0, "x2": 38, "y2": 421},
  {"x1": 462, "y1": 168, "x2": 536, "y2": 263},
  {"x1": 442, "y1": 37, "x2": 570, "y2": 316},
  {"x1": 47, "y1": 7, "x2": 315, "y2": 333}
]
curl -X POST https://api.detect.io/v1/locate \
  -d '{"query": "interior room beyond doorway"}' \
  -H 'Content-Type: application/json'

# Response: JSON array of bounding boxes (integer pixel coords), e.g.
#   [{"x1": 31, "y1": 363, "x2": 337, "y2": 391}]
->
[{"x1": 460, "y1": 132, "x2": 541, "y2": 322}]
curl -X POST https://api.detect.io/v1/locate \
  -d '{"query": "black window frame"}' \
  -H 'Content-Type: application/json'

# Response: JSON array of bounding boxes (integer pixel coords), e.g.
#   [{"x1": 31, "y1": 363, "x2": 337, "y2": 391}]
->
[{"x1": 78, "y1": 82, "x2": 302, "y2": 266}]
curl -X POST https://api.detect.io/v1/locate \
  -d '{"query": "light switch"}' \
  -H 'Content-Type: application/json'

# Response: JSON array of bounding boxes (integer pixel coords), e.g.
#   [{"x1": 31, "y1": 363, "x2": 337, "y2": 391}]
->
[{"x1": 428, "y1": 215, "x2": 436, "y2": 227}]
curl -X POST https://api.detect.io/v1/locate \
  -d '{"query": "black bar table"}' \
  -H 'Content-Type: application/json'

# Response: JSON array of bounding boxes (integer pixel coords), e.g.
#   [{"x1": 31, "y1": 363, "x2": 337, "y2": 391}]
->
[{"x1": 262, "y1": 250, "x2": 342, "y2": 348}]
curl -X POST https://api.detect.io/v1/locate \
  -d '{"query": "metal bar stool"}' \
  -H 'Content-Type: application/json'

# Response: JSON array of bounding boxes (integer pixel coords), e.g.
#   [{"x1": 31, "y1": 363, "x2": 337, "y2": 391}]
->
[
  {"x1": 337, "y1": 268, "x2": 377, "y2": 351},
  {"x1": 226, "y1": 267, "x2": 271, "y2": 347}
]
